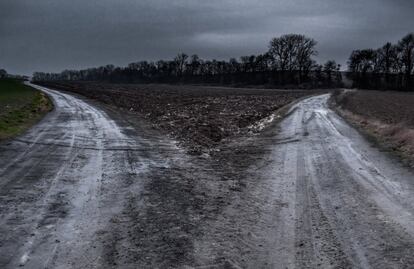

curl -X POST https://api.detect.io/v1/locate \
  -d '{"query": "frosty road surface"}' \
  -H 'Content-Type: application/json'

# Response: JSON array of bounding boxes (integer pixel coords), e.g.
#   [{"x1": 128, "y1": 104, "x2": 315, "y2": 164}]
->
[
  {"x1": 0, "y1": 83, "x2": 178, "y2": 268},
  {"x1": 191, "y1": 94, "x2": 414, "y2": 268},
  {"x1": 0, "y1": 84, "x2": 413, "y2": 268}
]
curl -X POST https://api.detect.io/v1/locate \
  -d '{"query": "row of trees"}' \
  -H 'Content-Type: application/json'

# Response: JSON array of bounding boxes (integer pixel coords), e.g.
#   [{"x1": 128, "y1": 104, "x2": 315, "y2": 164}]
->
[
  {"x1": 33, "y1": 34, "x2": 342, "y2": 88},
  {"x1": 0, "y1": 69, "x2": 29, "y2": 81},
  {"x1": 348, "y1": 33, "x2": 414, "y2": 90}
]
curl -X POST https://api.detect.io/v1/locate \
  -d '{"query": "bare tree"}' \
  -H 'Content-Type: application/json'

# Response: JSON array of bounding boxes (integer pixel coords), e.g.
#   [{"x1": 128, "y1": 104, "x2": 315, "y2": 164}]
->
[
  {"x1": 398, "y1": 33, "x2": 414, "y2": 77},
  {"x1": 188, "y1": 54, "x2": 201, "y2": 76},
  {"x1": 268, "y1": 34, "x2": 317, "y2": 73},
  {"x1": 376, "y1": 42, "x2": 398, "y2": 74},
  {"x1": 174, "y1": 53, "x2": 188, "y2": 76},
  {"x1": 228, "y1": 58, "x2": 240, "y2": 73},
  {"x1": 254, "y1": 53, "x2": 271, "y2": 72},
  {"x1": 295, "y1": 36, "x2": 318, "y2": 78},
  {"x1": 323, "y1": 60, "x2": 339, "y2": 82},
  {"x1": 348, "y1": 49, "x2": 377, "y2": 73},
  {"x1": 240, "y1": 56, "x2": 252, "y2": 72}
]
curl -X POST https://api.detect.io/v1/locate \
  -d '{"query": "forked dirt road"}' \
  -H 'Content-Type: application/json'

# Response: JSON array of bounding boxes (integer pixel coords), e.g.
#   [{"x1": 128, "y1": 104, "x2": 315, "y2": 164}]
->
[{"x1": 0, "y1": 84, "x2": 413, "y2": 268}]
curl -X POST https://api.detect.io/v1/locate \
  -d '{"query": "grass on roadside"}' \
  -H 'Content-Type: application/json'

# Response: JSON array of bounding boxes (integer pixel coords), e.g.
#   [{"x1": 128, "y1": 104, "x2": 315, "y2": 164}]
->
[{"x1": 0, "y1": 79, "x2": 52, "y2": 140}]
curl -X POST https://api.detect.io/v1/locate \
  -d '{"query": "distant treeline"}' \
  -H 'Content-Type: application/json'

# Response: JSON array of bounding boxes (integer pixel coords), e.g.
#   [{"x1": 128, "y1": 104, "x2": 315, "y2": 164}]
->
[
  {"x1": 0, "y1": 69, "x2": 29, "y2": 81},
  {"x1": 347, "y1": 33, "x2": 414, "y2": 91},
  {"x1": 0, "y1": 69, "x2": 7, "y2": 79},
  {"x1": 32, "y1": 34, "x2": 343, "y2": 88}
]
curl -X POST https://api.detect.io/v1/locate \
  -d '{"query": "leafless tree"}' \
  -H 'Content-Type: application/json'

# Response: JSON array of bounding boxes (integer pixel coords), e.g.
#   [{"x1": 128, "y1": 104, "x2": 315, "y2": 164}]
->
[
  {"x1": 188, "y1": 54, "x2": 201, "y2": 76},
  {"x1": 268, "y1": 34, "x2": 317, "y2": 73},
  {"x1": 323, "y1": 60, "x2": 340, "y2": 82},
  {"x1": 348, "y1": 49, "x2": 377, "y2": 73},
  {"x1": 398, "y1": 33, "x2": 414, "y2": 77},
  {"x1": 376, "y1": 42, "x2": 398, "y2": 74},
  {"x1": 174, "y1": 53, "x2": 188, "y2": 76}
]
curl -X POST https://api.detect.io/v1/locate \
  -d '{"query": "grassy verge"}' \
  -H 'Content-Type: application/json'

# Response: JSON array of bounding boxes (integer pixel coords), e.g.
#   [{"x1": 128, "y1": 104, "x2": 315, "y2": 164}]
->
[
  {"x1": 0, "y1": 79, "x2": 53, "y2": 140},
  {"x1": 330, "y1": 89, "x2": 414, "y2": 167}
]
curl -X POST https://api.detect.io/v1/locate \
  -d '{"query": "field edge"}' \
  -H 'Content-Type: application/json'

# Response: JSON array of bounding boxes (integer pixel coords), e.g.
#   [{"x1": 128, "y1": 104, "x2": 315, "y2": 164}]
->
[
  {"x1": 329, "y1": 90, "x2": 414, "y2": 167},
  {"x1": 0, "y1": 80, "x2": 53, "y2": 141}
]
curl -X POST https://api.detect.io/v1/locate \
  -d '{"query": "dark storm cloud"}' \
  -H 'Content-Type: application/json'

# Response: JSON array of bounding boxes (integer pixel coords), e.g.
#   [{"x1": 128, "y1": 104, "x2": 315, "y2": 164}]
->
[{"x1": 1, "y1": 0, "x2": 414, "y2": 75}]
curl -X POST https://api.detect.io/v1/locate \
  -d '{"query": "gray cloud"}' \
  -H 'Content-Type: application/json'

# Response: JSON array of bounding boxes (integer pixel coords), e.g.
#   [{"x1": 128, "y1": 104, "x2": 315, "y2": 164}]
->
[{"x1": 1, "y1": 0, "x2": 414, "y2": 75}]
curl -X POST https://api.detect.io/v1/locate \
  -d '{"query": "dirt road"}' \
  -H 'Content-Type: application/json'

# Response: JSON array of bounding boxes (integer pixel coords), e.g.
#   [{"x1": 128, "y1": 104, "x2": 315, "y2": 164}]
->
[
  {"x1": 192, "y1": 94, "x2": 414, "y2": 268},
  {"x1": 0, "y1": 83, "x2": 181, "y2": 268},
  {"x1": 0, "y1": 85, "x2": 413, "y2": 268}
]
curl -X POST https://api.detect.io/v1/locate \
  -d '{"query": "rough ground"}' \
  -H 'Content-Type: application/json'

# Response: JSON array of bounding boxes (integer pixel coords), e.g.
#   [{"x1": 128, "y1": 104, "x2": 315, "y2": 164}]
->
[
  {"x1": 331, "y1": 90, "x2": 414, "y2": 126},
  {"x1": 0, "y1": 84, "x2": 414, "y2": 268},
  {"x1": 331, "y1": 90, "x2": 414, "y2": 166},
  {"x1": 37, "y1": 81, "x2": 313, "y2": 154}
]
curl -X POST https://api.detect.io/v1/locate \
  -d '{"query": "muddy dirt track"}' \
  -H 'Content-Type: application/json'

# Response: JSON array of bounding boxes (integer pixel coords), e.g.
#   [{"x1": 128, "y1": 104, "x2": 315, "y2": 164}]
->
[{"x1": 0, "y1": 84, "x2": 414, "y2": 268}]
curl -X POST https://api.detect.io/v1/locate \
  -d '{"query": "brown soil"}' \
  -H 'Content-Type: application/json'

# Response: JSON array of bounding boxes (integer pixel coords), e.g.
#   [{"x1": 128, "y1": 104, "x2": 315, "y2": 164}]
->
[
  {"x1": 37, "y1": 81, "x2": 317, "y2": 154},
  {"x1": 331, "y1": 90, "x2": 414, "y2": 166}
]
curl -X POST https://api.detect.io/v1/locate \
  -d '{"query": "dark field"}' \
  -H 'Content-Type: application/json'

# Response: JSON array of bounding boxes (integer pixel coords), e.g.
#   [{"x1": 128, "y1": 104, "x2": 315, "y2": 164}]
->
[
  {"x1": 0, "y1": 79, "x2": 52, "y2": 140},
  {"x1": 37, "y1": 81, "x2": 316, "y2": 153},
  {"x1": 335, "y1": 90, "x2": 414, "y2": 127},
  {"x1": 332, "y1": 90, "x2": 414, "y2": 165}
]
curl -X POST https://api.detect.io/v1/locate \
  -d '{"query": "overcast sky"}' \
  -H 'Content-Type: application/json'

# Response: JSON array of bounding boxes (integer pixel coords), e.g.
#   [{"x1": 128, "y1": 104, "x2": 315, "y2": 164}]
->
[{"x1": 1, "y1": 0, "x2": 414, "y2": 75}]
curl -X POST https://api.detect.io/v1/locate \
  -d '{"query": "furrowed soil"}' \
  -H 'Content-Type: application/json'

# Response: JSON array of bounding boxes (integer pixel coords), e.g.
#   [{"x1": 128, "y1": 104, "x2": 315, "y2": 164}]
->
[
  {"x1": 0, "y1": 79, "x2": 52, "y2": 140},
  {"x1": 331, "y1": 89, "x2": 414, "y2": 166},
  {"x1": 36, "y1": 81, "x2": 317, "y2": 154}
]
